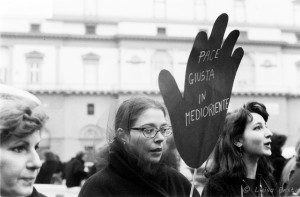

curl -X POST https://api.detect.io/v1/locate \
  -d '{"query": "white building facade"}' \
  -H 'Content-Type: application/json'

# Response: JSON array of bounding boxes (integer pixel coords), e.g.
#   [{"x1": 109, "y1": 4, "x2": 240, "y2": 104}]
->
[{"x1": 1, "y1": 0, "x2": 300, "y2": 161}]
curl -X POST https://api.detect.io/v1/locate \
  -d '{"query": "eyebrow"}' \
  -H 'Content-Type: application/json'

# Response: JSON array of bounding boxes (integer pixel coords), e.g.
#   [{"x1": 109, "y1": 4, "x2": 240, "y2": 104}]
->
[
  {"x1": 140, "y1": 123, "x2": 168, "y2": 127},
  {"x1": 11, "y1": 139, "x2": 30, "y2": 147},
  {"x1": 252, "y1": 122, "x2": 264, "y2": 127}
]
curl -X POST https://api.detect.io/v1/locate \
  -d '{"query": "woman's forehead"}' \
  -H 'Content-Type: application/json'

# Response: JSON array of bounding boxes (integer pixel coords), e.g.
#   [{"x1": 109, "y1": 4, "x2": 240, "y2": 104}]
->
[
  {"x1": 135, "y1": 108, "x2": 166, "y2": 125},
  {"x1": 248, "y1": 112, "x2": 265, "y2": 125},
  {"x1": 2, "y1": 131, "x2": 41, "y2": 146}
]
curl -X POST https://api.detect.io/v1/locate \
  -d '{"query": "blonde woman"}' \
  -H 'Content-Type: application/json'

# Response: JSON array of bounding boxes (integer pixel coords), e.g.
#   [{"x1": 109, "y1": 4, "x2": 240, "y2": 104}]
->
[{"x1": 0, "y1": 85, "x2": 48, "y2": 197}]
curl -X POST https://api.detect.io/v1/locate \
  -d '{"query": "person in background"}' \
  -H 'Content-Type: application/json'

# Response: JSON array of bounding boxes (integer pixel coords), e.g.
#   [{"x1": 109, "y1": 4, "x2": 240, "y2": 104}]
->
[
  {"x1": 65, "y1": 150, "x2": 88, "y2": 187},
  {"x1": 0, "y1": 84, "x2": 48, "y2": 197},
  {"x1": 87, "y1": 144, "x2": 109, "y2": 178},
  {"x1": 35, "y1": 150, "x2": 63, "y2": 184},
  {"x1": 202, "y1": 101, "x2": 278, "y2": 197},
  {"x1": 283, "y1": 139, "x2": 300, "y2": 196},
  {"x1": 79, "y1": 96, "x2": 200, "y2": 197},
  {"x1": 162, "y1": 136, "x2": 181, "y2": 171},
  {"x1": 281, "y1": 139, "x2": 300, "y2": 191},
  {"x1": 270, "y1": 132, "x2": 287, "y2": 186}
]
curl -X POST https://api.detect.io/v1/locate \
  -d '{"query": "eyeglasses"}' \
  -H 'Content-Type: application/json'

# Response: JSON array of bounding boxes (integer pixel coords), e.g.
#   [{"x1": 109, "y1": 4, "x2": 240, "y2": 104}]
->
[{"x1": 130, "y1": 126, "x2": 173, "y2": 138}]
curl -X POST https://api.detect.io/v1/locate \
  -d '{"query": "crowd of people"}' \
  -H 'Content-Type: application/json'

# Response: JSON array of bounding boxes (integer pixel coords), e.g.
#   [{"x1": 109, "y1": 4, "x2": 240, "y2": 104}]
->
[
  {"x1": 1, "y1": 85, "x2": 300, "y2": 197},
  {"x1": 1, "y1": 14, "x2": 300, "y2": 197}
]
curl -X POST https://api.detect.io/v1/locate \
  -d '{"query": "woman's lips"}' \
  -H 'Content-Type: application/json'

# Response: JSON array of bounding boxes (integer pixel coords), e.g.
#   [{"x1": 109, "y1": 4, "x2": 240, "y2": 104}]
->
[
  {"x1": 20, "y1": 177, "x2": 35, "y2": 185},
  {"x1": 150, "y1": 148, "x2": 162, "y2": 152},
  {"x1": 264, "y1": 142, "x2": 271, "y2": 149}
]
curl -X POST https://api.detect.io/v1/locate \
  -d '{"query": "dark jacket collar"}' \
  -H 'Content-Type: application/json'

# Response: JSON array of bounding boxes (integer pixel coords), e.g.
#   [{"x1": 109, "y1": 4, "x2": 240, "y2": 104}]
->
[
  {"x1": 109, "y1": 140, "x2": 170, "y2": 197},
  {"x1": 27, "y1": 187, "x2": 47, "y2": 197}
]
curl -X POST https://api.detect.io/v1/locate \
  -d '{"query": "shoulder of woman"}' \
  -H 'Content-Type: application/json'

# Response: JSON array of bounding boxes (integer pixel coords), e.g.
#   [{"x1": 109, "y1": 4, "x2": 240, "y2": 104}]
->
[
  {"x1": 27, "y1": 187, "x2": 47, "y2": 197},
  {"x1": 79, "y1": 171, "x2": 112, "y2": 197},
  {"x1": 163, "y1": 165, "x2": 191, "y2": 183},
  {"x1": 202, "y1": 175, "x2": 239, "y2": 196}
]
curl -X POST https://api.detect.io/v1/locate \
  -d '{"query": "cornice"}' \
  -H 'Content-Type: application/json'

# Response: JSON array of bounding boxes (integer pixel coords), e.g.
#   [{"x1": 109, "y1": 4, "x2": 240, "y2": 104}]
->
[
  {"x1": 0, "y1": 32, "x2": 114, "y2": 41},
  {"x1": 1, "y1": 32, "x2": 298, "y2": 47},
  {"x1": 50, "y1": 15, "x2": 300, "y2": 30},
  {"x1": 27, "y1": 89, "x2": 300, "y2": 98}
]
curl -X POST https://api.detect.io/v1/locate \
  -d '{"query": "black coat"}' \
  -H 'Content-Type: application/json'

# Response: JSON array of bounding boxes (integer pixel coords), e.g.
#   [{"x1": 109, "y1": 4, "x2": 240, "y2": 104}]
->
[
  {"x1": 35, "y1": 160, "x2": 62, "y2": 184},
  {"x1": 79, "y1": 141, "x2": 200, "y2": 197},
  {"x1": 28, "y1": 187, "x2": 47, "y2": 197},
  {"x1": 270, "y1": 153, "x2": 287, "y2": 186},
  {"x1": 201, "y1": 174, "x2": 278, "y2": 197},
  {"x1": 65, "y1": 157, "x2": 87, "y2": 187}
]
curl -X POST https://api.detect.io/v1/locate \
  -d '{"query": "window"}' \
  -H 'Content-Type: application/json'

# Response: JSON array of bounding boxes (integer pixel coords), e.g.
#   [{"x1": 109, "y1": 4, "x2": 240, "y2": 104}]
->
[
  {"x1": 85, "y1": 24, "x2": 96, "y2": 35},
  {"x1": 84, "y1": 146, "x2": 95, "y2": 162},
  {"x1": 0, "y1": 68, "x2": 7, "y2": 83},
  {"x1": 25, "y1": 51, "x2": 44, "y2": 84},
  {"x1": 296, "y1": 33, "x2": 300, "y2": 42},
  {"x1": 82, "y1": 53, "x2": 99, "y2": 87},
  {"x1": 83, "y1": 0, "x2": 98, "y2": 18},
  {"x1": 0, "y1": 46, "x2": 9, "y2": 83},
  {"x1": 30, "y1": 24, "x2": 41, "y2": 33},
  {"x1": 296, "y1": 61, "x2": 300, "y2": 87},
  {"x1": 293, "y1": 0, "x2": 300, "y2": 25},
  {"x1": 79, "y1": 125, "x2": 104, "y2": 162},
  {"x1": 29, "y1": 62, "x2": 40, "y2": 83},
  {"x1": 151, "y1": 50, "x2": 173, "y2": 85},
  {"x1": 261, "y1": 60, "x2": 276, "y2": 68},
  {"x1": 235, "y1": 53, "x2": 255, "y2": 87},
  {"x1": 234, "y1": 0, "x2": 246, "y2": 22},
  {"x1": 87, "y1": 103, "x2": 94, "y2": 115},
  {"x1": 126, "y1": 55, "x2": 144, "y2": 65},
  {"x1": 194, "y1": 0, "x2": 206, "y2": 20},
  {"x1": 157, "y1": 27, "x2": 166, "y2": 35},
  {"x1": 239, "y1": 31, "x2": 248, "y2": 40},
  {"x1": 153, "y1": 0, "x2": 166, "y2": 19}
]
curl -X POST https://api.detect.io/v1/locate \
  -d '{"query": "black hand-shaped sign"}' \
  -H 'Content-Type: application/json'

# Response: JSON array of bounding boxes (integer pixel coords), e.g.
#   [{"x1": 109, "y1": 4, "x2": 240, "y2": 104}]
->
[{"x1": 158, "y1": 13, "x2": 244, "y2": 168}]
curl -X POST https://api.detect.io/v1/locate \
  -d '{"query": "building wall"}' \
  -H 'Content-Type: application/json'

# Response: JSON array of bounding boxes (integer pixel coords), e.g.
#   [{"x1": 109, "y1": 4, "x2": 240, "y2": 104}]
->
[{"x1": 1, "y1": 0, "x2": 300, "y2": 160}]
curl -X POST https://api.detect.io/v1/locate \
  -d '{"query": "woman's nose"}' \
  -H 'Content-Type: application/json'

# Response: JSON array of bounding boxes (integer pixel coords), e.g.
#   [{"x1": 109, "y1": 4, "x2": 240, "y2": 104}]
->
[
  {"x1": 27, "y1": 150, "x2": 42, "y2": 170},
  {"x1": 264, "y1": 128, "x2": 273, "y2": 138},
  {"x1": 154, "y1": 131, "x2": 165, "y2": 143}
]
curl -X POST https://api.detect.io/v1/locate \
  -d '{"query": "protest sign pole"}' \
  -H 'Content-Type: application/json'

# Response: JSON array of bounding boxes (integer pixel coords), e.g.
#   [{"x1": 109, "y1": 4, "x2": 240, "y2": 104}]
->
[{"x1": 189, "y1": 168, "x2": 198, "y2": 197}]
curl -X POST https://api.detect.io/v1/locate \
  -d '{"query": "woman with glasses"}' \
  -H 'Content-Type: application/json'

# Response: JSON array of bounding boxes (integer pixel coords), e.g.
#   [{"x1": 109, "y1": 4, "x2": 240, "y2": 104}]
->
[{"x1": 79, "y1": 96, "x2": 200, "y2": 197}]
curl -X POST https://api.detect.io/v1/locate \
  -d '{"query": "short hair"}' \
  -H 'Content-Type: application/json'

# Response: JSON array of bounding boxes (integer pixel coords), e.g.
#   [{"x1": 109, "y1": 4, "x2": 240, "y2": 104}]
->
[
  {"x1": 0, "y1": 93, "x2": 48, "y2": 144},
  {"x1": 76, "y1": 151, "x2": 86, "y2": 159},
  {"x1": 44, "y1": 151, "x2": 57, "y2": 161},
  {"x1": 114, "y1": 96, "x2": 167, "y2": 132}
]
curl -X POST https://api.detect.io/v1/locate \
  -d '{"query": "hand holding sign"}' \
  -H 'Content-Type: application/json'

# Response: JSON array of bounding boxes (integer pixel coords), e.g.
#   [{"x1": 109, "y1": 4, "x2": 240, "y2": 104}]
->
[{"x1": 159, "y1": 13, "x2": 244, "y2": 168}]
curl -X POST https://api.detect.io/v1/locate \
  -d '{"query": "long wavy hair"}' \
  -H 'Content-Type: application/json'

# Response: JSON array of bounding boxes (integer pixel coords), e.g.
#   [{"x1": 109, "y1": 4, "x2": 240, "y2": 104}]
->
[{"x1": 206, "y1": 101, "x2": 274, "y2": 180}]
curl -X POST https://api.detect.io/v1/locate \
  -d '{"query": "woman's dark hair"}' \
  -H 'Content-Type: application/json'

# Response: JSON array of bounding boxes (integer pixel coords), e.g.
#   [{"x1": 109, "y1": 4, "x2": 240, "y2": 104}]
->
[
  {"x1": 206, "y1": 101, "x2": 273, "y2": 180},
  {"x1": 114, "y1": 96, "x2": 167, "y2": 134}
]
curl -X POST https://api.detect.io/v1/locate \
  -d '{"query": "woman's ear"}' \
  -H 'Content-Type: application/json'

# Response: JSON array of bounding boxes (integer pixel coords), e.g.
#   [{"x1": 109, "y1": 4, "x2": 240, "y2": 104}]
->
[
  {"x1": 117, "y1": 128, "x2": 129, "y2": 144},
  {"x1": 233, "y1": 137, "x2": 243, "y2": 148}
]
